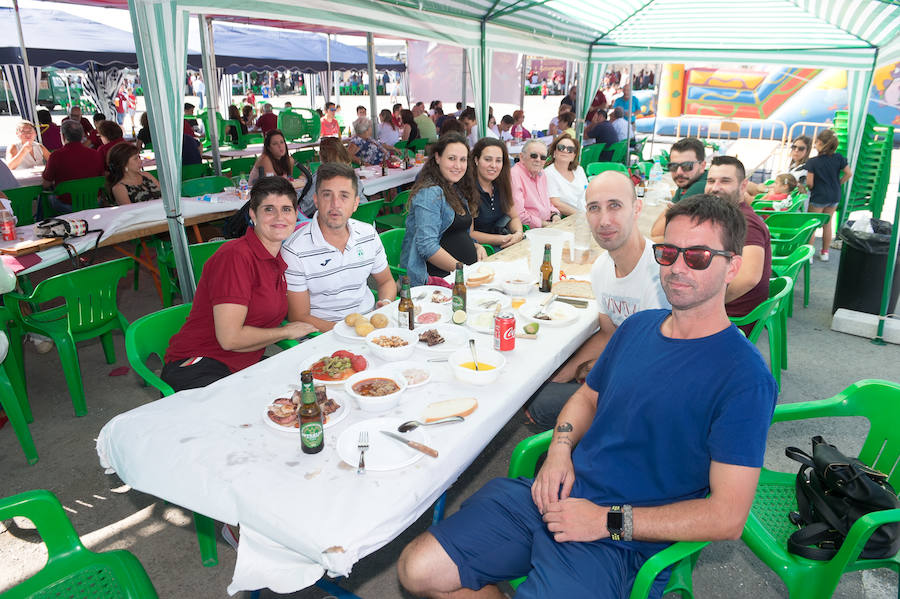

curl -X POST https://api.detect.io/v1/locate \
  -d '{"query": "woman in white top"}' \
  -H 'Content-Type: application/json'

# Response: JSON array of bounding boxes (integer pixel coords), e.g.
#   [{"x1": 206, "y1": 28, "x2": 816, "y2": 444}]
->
[
  {"x1": 6, "y1": 120, "x2": 50, "y2": 170},
  {"x1": 544, "y1": 133, "x2": 588, "y2": 215},
  {"x1": 377, "y1": 109, "x2": 401, "y2": 147}
]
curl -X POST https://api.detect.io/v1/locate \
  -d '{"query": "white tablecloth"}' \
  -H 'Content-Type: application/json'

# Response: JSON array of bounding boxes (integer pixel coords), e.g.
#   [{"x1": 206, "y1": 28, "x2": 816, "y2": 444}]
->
[
  {"x1": 0, "y1": 195, "x2": 245, "y2": 275},
  {"x1": 96, "y1": 259, "x2": 598, "y2": 594},
  {"x1": 11, "y1": 166, "x2": 44, "y2": 187},
  {"x1": 358, "y1": 165, "x2": 421, "y2": 196}
]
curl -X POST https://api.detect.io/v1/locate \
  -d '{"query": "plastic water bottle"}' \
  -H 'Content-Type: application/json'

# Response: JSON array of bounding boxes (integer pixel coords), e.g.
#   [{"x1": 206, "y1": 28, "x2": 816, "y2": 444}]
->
[
  {"x1": 649, "y1": 159, "x2": 663, "y2": 185},
  {"x1": 238, "y1": 175, "x2": 249, "y2": 202}
]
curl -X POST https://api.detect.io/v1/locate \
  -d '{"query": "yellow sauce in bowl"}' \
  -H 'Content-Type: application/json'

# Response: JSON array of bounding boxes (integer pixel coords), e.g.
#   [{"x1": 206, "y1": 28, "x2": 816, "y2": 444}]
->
[{"x1": 459, "y1": 361, "x2": 497, "y2": 371}]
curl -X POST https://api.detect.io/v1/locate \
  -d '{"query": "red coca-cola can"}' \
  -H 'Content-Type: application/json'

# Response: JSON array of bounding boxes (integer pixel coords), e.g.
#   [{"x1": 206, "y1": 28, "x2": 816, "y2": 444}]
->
[
  {"x1": 0, "y1": 219, "x2": 15, "y2": 241},
  {"x1": 493, "y1": 311, "x2": 516, "y2": 351}
]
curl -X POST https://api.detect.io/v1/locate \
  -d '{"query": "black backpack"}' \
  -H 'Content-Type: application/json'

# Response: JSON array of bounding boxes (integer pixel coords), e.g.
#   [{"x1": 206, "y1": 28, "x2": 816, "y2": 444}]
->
[
  {"x1": 786, "y1": 436, "x2": 900, "y2": 560},
  {"x1": 223, "y1": 166, "x2": 313, "y2": 239}
]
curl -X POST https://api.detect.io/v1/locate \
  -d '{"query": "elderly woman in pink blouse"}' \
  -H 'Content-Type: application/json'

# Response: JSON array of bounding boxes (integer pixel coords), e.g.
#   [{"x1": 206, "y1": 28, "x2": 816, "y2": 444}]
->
[{"x1": 510, "y1": 140, "x2": 560, "y2": 228}]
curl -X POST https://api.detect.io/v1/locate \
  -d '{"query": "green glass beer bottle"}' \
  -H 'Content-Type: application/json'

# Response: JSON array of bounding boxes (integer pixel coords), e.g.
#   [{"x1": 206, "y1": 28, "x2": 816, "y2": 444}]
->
[{"x1": 299, "y1": 370, "x2": 323, "y2": 454}]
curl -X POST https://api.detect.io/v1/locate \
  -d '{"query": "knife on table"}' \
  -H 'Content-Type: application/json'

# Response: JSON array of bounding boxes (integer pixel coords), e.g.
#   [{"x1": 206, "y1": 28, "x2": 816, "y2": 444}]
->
[
  {"x1": 380, "y1": 430, "x2": 439, "y2": 458},
  {"x1": 556, "y1": 297, "x2": 589, "y2": 308}
]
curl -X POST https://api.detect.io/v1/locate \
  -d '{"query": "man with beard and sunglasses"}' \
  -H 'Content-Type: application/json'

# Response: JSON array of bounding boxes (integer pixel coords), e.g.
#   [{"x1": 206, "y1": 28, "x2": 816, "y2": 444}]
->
[
  {"x1": 398, "y1": 194, "x2": 776, "y2": 599},
  {"x1": 704, "y1": 155, "x2": 772, "y2": 337},
  {"x1": 650, "y1": 137, "x2": 708, "y2": 240},
  {"x1": 524, "y1": 171, "x2": 669, "y2": 429}
]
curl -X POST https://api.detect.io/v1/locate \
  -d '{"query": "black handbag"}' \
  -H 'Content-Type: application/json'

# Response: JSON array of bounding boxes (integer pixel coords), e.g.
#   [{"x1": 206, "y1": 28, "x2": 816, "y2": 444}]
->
[
  {"x1": 491, "y1": 214, "x2": 512, "y2": 236},
  {"x1": 786, "y1": 435, "x2": 900, "y2": 560}
]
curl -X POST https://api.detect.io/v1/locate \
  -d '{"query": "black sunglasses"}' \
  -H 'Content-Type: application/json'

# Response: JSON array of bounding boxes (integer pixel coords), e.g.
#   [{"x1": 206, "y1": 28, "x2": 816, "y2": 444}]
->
[
  {"x1": 667, "y1": 161, "x2": 698, "y2": 173},
  {"x1": 652, "y1": 243, "x2": 734, "y2": 270},
  {"x1": 790, "y1": 144, "x2": 807, "y2": 151},
  {"x1": 528, "y1": 152, "x2": 548, "y2": 160},
  {"x1": 556, "y1": 145, "x2": 576, "y2": 153}
]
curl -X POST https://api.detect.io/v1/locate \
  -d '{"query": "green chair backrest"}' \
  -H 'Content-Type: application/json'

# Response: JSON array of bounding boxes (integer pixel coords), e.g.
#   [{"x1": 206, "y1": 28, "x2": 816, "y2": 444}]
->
[
  {"x1": 2, "y1": 185, "x2": 41, "y2": 226},
  {"x1": 729, "y1": 276, "x2": 793, "y2": 344},
  {"x1": 580, "y1": 143, "x2": 606, "y2": 167},
  {"x1": 54, "y1": 176, "x2": 106, "y2": 212},
  {"x1": 27, "y1": 257, "x2": 133, "y2": 336},
  {"x1": 292, "y1": 149, "x2": 316, "y2": 165},
  {"x1": 188, "y1": 240, "x2": 227, "y2": 280},
  {"x1": 607, "y1": 139, "x2": 629, "y2": 164},
  {"x1": 394, "y1": 140, "x2": 408, "y2": 151},
  {"x1": 380, "y1": 228, "x2": 406, "y2": 276},
  {"x1": 586, "y1": 162, "x2": 628, "y2": 176},
  {"x1": 292, "y1": 108, "x2": 321, "y2": 143},
  {"x1": 181, "y1": 162, "x2": 211, "y2": 181},
  {"x1": 0, "y1": 489, "x2": 159, "y2": 598},
  {"x1": 764, "y1": 212, "x2": 830, "y2": 233},
  {"x1": 277, "y1": 109, "x2": 305, "y2": 141},
  {"x1": 221, "y1": 157, "x2": 257, "y2": 179},
  {"x1": 771, "y1": 244, "x2": 814, "y2": 282},
  {"x1": 181, "y1": 176, "x2": 233, "y2": 197},
  {"x1": 351, "y1": 199, "x2": 385, "y2": 224},
  {"x1": 125, "y1": 303, "x2": 192, "y2": 397},
  {"x1": 308, "y1": 161, "x2": 321, "y2": 174},
  {"x1": 408, "y1": 138, "x2": 429, "y2": 152},
  {"x1": 388, "y1": 190, "x2": 411, "y2": 210}
]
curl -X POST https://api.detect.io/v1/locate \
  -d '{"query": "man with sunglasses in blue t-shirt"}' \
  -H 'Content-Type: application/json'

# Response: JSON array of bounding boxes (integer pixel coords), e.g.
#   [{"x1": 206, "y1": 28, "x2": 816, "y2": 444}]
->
[
  {"x1": 650, "y1": 137, "x2": 708, "y2": 241},
  {"x1": 398, "y1": 194, "x2": 776, "y2": 599}
]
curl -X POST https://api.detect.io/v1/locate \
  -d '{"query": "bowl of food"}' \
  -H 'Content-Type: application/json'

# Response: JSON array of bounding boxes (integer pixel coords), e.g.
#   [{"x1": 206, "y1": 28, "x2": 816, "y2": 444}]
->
[
  {"x1": 502, "y1": 273, "x2": 536, "y2": 296},
  {"x1": 448, "y1": 346, "x2": 506, "y2": 386},
  {"x1": 365, "y1": 327, "x2": 418, "y2": 361},
  {"x1": 344, "y1": 369, "x2": 408, "y2": 413}
]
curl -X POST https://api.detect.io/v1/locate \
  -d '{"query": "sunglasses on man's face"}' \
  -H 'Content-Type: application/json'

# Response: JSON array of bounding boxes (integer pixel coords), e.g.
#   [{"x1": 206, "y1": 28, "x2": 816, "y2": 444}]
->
[
  {"x1": 667, "y1": 161, "x2": 698, "y2": 173},
  {"x1": 556, "y1": 145, "x2": 576, "y2": 153},
  {"x1": 529, "y1": 152, "x2": 548, "y2": 161},
  {"x1": 652, "y1": 243, "x2": 734, "y2": 270},
  {"x1": 790, "y1": 144, "x2": 807, "y2": 151}
]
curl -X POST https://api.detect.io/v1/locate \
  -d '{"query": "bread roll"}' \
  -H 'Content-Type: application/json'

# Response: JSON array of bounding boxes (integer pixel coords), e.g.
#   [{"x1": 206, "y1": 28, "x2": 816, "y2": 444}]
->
[
  {"x1": 423, "y1": 397, "x2": 478, "y2": 422},
  {"x1": 551, "y1": 279, "x2": 594, "y2": 299}
]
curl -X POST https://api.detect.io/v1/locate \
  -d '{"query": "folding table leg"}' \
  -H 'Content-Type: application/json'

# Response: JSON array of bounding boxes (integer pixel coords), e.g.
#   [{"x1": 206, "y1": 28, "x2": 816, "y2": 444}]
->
[{"x1": 193, "y1": 512, "x2": 219, "y2": 567}]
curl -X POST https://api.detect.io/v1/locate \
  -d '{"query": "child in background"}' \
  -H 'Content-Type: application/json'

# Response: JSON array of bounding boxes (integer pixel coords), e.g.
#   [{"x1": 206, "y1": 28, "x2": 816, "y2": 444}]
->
[
  {"x1": 763, "y1": 173, "x2": 798, "y2": 209},
  {"x1": 805, "y1": 129, "x2": 852, "y2": 261}
]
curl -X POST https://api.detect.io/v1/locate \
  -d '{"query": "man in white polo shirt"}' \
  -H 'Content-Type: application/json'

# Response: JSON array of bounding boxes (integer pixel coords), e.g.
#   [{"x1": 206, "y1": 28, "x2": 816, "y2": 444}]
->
[
  {"x1": 282, "y1": 163, "x2": 397, "y2": 331},
  {"x1": 525, "y1": 170, "x2": 670, "y2": 428}
]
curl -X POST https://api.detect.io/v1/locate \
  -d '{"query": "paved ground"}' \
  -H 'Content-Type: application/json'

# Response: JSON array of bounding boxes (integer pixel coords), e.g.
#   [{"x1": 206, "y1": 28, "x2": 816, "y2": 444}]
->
[{"x1": 1, "y1": 232, "x2": 899, "y2": 598}]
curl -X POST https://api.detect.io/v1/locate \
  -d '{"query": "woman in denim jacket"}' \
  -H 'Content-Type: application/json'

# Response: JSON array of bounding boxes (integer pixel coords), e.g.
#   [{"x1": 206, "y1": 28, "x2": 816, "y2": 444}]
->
[{"x1": 400, "y1": 133, "x2": 487, "y2": 286}]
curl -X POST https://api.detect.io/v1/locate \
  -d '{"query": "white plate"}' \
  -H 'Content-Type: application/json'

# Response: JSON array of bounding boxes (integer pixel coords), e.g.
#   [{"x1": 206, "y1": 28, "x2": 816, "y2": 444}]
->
[
  {"x1": 405, "y1": 303, "x2": 450, "y2": 326},
  {"x1": 297, "y1": 352, "x2": 369, "y2": 386},
  {"x1": 332, "y1": 320, "x2": 367, "y2": 340},
  {"x1": 466, "y1": 311, "x2": 496, "y2": 335},
  {"x1": 411, "y1": 285, "x2": 452, "y2": 305},
  {"x1": 336, "y1": 418, "x2": 431, "y2": 471},
  {"x1": 467, "y1": 290, "x2": 511, "y2": 312},
  {"x1": 261, "y1": 398, "x2": 348, "y2": 433},
  {"x1": 386, "y1": 361, "x2": 432, "y2": 388},
  {"x1": 415, "y1": 324, "x2": 470, "y2": 353},
  {"x1": 517, "y1": 300, "x2": 579, "y2": 327}
]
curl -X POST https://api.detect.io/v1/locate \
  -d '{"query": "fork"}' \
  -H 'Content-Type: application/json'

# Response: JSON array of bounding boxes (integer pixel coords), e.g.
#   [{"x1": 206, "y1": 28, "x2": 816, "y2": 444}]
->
[
  {"x1": 533, "y1": 294, "x2": 558, "y2": 320},
  {"x1": 357, "y1": 431, "x2": 369, "y2": 475}
]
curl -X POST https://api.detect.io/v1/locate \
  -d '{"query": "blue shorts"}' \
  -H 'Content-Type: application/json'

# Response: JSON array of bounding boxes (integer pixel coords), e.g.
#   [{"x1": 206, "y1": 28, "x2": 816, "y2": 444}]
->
[{"x1": 429, "y1": 477, "x2": 671, "y2": 598}]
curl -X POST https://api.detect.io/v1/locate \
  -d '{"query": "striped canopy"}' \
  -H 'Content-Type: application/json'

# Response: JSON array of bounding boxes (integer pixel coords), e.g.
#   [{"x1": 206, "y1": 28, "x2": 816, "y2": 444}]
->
[{"x1": 124, "y1": 0, "x2": 899, "y2": 303}]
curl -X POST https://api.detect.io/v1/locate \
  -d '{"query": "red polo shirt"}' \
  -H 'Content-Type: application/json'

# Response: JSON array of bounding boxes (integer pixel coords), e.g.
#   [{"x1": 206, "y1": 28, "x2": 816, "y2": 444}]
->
[
  {"x1": 257, "y1": 112, "x2": 278, "y2": 134},
  {"x1": 42, "y1": 142, "x2": 105, "y2": 204},
  {"x1": 165, "y1": 228, "x2": 289, "y2": 373},
  {"x1": 98, "y1": 138, "x2": 127, "y2": 165}
]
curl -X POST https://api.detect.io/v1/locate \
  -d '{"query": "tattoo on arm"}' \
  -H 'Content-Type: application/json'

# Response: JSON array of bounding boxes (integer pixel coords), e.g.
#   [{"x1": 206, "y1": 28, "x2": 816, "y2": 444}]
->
[
  {"x1": 555, "y1": 438, "x2": 574, "y2": 448},
  {"x1": 556, "y1": 422, "x2": 573, "y2": 433}
]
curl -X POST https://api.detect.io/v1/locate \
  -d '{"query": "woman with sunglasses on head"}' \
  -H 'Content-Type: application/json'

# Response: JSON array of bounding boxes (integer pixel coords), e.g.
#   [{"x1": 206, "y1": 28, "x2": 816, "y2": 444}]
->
[
  {"x1": 249, "y1": 129, "x2": 295, "y2": 185},
  {"x1": 511, "y1": 139, "x2": 560, "y2": 229},
  {"x1": 545, "y1": 133, "x2": 589, "y2": 216},
  {"x1": 745, "y1": 135, "x2": 812, "y2": 200},
  {"x1": 400, "y1": 133, "x2": 488, "y2": 286},
  {"x1": 469, "y1": 138, "x2": 524, "y2": 250}
]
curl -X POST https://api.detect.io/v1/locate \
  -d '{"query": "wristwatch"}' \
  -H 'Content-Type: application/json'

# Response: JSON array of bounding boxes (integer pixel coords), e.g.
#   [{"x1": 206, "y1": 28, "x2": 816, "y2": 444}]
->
[{"x1": 607, "y1": 504, "x2": 633, "y2": 541}]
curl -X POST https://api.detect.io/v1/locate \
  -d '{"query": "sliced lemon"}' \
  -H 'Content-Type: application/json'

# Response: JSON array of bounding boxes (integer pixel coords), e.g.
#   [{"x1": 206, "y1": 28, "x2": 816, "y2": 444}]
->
[
  {"x1": 452, "y1": 310, "x2": 467, "y2": 324},
  {"x1": 523, "y1": 322, "x2": 540, "y2": 335}
]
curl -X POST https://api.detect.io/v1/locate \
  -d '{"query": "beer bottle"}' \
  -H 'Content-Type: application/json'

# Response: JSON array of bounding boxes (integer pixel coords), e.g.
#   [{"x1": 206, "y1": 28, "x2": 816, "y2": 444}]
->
[
  {"x1": 299, "y1": 370, "x2": 323, "y2": 454},
  {"x1": 539, "y1": 244, "x2": 553, "y2": 292},
  {"x1": 452, "y1": 262, "x2": 466, "y2": 314},
  {"x1": 397, "y1": 276, "x2": 415, "y2": 330}
]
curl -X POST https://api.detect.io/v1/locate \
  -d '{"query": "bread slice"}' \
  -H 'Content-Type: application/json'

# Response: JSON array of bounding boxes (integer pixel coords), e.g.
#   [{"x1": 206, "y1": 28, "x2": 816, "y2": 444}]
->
[
  {"x1": 551, "y1": 279, "x2": 594, "y2": 299},
  {"x1": 423, "y1": 397, "x2": 478, "y2": 422},
  {"x1": 466, "y1": 265, "x2": 495, "y2": 287}
]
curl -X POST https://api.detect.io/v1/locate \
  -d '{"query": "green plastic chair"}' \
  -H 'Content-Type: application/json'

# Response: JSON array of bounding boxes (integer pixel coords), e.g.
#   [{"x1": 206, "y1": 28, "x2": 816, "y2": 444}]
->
[
  {"x1": 769, "y1": 221, "x2": 822, "y2": 258},
  {"x1": 125, "y1": 303, "x2": 191, "y2": 397},
  {"x1": 408, "y1": 138, "x2": 430, "y2": 153},
  {"x1": 741, "y1": 379, "x2": 900, "y2": 599},
  {"x1": 181, "y1": 162, "x2": 211, "y2": 182},
  {"x1": 54, "y1": 176, "x2": 106, "y2": 212},
  {"x1": 507, "y1": 430, "x2": 709, "y2": 598},
  {"x1": 772, "y1": 244, "x2": 815, "y2": 317},
  {"x1": 0, "y1": 489, "x2": 158, "y2": 598},
  {"x1": 221, "y1": 157, "x2": 257, "y2": 179},
  {"x1": 765, "y1": 212, "x2": 831, "y2": 241},
  {"x1": 579, "y1": 143, "x2": 606, "y2": 167},
  {"x1": 351, "y1": 198, "x2": 385, "y2": 225},
  {"x1": 3, "y1": 257, "x2": 132, "y2": 417},
  {"x1": 394, "y1": 140, "x2": 408, "y2": 152},
  {"x1": 2, "y1": 184, "x2": 42, "y2": 225},
  {"x1": 607, "y1": 139, "x2": 629, "y2": 164},
  {"x1": 292, "y1": 148, "x2": 316, "y2": 165},
  {"x1": 729, "y1": 277, "x2": 793, "y2": 389},
  {"x1": 157, "y1": 239, "x2": 228, "y2": 308},
  {"x1": 586, "y1": 162, "x2": 629, "y2": 176},
  {"x1": 0, "y1": 313, "x2": 37, "y2": 463},
  {"x1": 181, "y1": 176, "x2": 234, "y2": 197},
  {"x1": 277, "y1": 109, "x2": 304, "y2": 141},
  {"x1": 374, "y1": 190, "x2": 410, "y2": 231},
  {"x1": 380, "y1": 228, "x2": 407, "y2": 279},
  {"x1": 283, "y1": 108, "x2": 320, "y2": 143}
]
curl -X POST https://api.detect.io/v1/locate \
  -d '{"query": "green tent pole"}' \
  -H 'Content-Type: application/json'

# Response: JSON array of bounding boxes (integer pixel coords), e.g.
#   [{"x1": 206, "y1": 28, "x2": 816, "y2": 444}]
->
[
  {"x1": 478, "y1": 19, "x2": 487, "y2": 139},
  {"x1": 873, "y1": 179, "x2": 900, "y2": 345},
  {"x1": 198, "y1": 15, "x2": 222, "y2": 177}
]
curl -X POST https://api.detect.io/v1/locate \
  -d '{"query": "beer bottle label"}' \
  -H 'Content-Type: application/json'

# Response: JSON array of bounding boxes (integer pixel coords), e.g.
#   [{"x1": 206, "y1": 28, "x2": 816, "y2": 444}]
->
[
  {"x1": 300, "y1": 422, "x2": 323, "y2": 448},
  {"x1": 452, "y1": 294, "x2": 465, "y2": 313}
]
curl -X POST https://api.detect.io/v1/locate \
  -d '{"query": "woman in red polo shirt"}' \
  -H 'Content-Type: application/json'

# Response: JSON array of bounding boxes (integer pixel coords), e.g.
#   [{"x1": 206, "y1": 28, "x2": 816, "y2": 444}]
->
[{"x1": 162, "y1": 177, "x2": 317, "y2": 392}]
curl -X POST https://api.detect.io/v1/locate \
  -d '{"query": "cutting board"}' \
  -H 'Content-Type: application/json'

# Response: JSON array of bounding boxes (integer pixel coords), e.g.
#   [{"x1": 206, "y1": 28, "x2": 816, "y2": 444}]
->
[{"x1": 0, "y1": 237, "x2": 65, "y2": 256}]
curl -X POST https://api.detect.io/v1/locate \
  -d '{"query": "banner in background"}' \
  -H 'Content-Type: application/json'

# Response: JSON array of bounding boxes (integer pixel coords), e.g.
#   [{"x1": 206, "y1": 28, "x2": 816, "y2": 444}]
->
[{"x1": 407, "y1": 41, "x2": 521, "y2": 107}]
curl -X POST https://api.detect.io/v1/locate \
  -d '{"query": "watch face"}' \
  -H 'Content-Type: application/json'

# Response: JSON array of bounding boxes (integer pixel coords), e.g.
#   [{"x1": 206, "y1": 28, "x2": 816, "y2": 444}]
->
[{"x1": 607, "y1": 510, "x2": 624, "y2": 532}]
